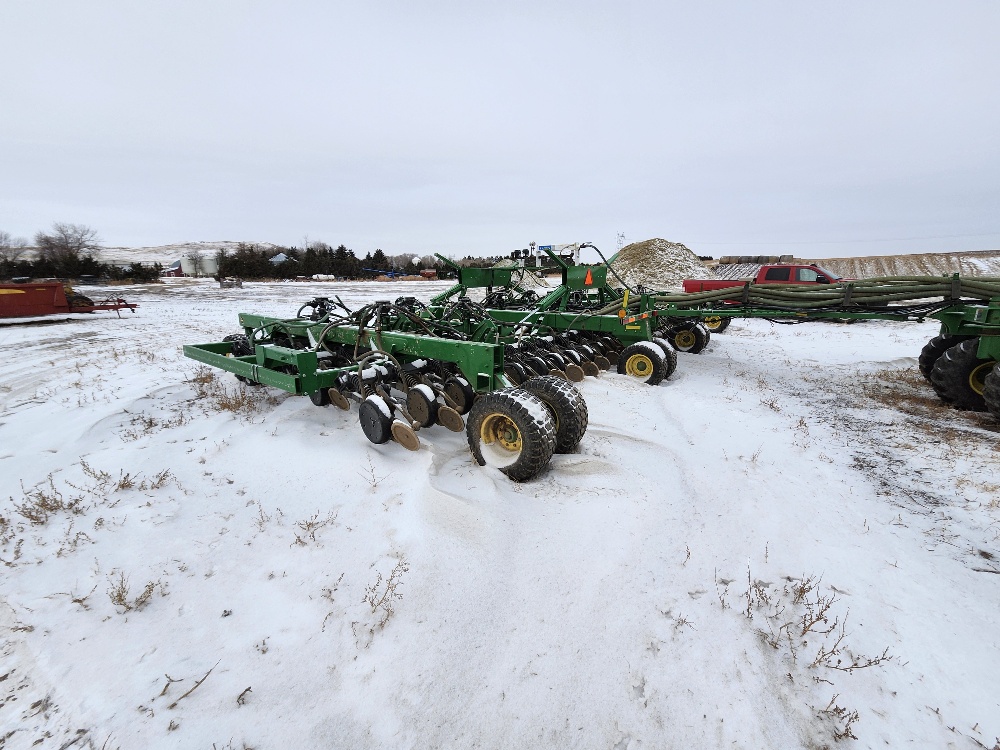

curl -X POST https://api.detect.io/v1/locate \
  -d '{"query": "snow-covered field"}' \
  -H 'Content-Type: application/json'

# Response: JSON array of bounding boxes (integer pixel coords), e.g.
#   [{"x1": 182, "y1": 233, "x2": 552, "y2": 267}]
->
[{"x1": 1, "y1": 279, "x2": 998, "y2": 750}]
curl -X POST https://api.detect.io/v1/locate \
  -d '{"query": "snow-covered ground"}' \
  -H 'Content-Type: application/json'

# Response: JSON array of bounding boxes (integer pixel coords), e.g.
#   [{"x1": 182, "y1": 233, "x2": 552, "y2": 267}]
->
[{"x1": 1, "y1": 279, "x2": 998, "y2": 750}]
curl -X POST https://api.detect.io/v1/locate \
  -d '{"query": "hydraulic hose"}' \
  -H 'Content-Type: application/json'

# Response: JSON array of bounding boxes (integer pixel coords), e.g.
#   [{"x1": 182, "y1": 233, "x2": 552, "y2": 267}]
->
[{"x1": 580, "y1": 242, "x2": 634, "y2": 295}]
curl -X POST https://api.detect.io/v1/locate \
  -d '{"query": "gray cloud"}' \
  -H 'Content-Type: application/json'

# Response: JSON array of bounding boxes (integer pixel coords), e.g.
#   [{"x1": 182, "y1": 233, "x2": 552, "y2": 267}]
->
[{"x1": 2, "y1": 1, "x2": 998, "y2": 259}]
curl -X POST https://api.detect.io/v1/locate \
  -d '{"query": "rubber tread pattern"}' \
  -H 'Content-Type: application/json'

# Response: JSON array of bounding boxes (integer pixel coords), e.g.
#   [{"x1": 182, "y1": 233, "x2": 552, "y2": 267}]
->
[
  {"x1": 651, "y1": 338, "x2": 679, "y2": 379},
  {"x1": 983, "y1": 364, "x2": 1000, "y2": 419},
  {"x1": 918, "y1": 333, "x2": 976, "y2": 380},
  {"x1": 520, "y1": 375, "x2": 589, "y2": 453},
  {"x1": 929, "y1": 338, "x2": 987, "y2": 411},
  {"x1": 466, "y1": 389, "x2": 557, "y2": 481}
]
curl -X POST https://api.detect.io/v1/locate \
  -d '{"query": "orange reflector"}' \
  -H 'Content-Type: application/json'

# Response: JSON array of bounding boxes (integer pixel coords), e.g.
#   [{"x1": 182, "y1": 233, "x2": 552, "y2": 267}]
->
[
  {"x1": 617, "y1": 309, "x2": 626, "y2": 319},
  {"x1": 584, "y1": 268, "x2": 593, "y2": 285}
]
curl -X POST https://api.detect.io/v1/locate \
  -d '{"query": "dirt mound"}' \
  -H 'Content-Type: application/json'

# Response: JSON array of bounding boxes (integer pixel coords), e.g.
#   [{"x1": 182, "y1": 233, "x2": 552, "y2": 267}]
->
[
  {"x1": 611, "y1": 239, "x2": 710, "y2": 290},
  {"x1": 808, "y1": 249, "x2": 1000, "y2": 278}
]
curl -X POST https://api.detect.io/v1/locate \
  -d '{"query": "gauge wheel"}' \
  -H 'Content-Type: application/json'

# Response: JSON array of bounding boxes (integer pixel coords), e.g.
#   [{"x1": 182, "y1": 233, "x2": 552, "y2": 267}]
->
[
  {"x1": 616, "y1": 342, "x2": 668, "y2": 385},
  {"x1": 702, "y1": 315, "x2": 731, "y2": 333}
]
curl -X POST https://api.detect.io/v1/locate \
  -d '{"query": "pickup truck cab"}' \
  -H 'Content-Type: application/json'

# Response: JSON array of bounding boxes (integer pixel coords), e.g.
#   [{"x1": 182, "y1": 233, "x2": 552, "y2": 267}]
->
[{"x1": 682, "y1": 264, "x2": 843, "y2": 293}]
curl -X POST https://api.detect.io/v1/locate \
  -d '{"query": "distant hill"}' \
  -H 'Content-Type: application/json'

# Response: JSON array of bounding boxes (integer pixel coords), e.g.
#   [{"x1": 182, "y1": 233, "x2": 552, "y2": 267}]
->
[
  {"x1": 712, "y1": 249, "x2": 1000, "y2": 281},
  {"x1": 98, "y1": 241, "x2": 281, "y2": 265},
  {"x1": 807, "y1": 249, "x2": 1000, "y2": 278}
]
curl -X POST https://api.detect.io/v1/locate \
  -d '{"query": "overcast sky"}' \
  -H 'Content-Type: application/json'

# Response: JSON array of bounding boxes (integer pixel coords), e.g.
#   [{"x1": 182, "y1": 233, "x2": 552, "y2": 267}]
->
[{"x1": 1, "y1": 1, "x2": 998, "y2": 260}]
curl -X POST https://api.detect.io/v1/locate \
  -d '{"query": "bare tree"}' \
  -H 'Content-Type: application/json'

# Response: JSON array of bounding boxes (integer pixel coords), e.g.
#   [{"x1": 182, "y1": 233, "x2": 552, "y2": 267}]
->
[
  {"x1": 0, "y1": 230, "x2": 29, "y2": 263},
  {"x1": 185, "y1": 248, "x2": 204, "y2": 277},
  {"x1": 388, "y1": 252, "x2": 418, "y2": 270},
  {"x1": 34, "y1": 223, "x2": 102, "y2": 270}
]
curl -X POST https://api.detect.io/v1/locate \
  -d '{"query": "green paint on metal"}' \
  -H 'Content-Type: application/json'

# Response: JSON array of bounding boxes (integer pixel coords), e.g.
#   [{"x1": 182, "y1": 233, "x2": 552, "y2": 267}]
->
[{"x1": 189, "y1": 314, "x2": 507, "y2": 396}]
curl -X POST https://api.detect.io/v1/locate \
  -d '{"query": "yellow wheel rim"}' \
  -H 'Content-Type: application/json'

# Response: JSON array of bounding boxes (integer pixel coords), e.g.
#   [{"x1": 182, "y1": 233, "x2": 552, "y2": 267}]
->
[
  {"x1": 970, "y1": 361, "x2": 993, "y2": 395},
  {"x1": 625, "y1": 353, "x2": 654, "y2": 377},
  {"x1": 480, "y1": 413, "x2": 522, "y2": 453},
  {"x1": 674, "y1": 330, "x2": 696, "y2": 348},
  {"x1": 703, "y1": 316, "x2": 723, "y2": 331}
]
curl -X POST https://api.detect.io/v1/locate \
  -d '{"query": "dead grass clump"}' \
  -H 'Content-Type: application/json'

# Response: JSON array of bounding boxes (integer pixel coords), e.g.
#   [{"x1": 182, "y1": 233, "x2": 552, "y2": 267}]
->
[
  {"x1": 107, "y1": 571, "x2": 162, "y2": 613},
  {"x1": 859, "y1": 367, "x2": 952, "y2": 416},
  {"x1": 192, "y1": 370, "x2": 280, "y2": 420},
  {"x1": 74, "y1": 461, "x2": 176, "y2": 494},
  {"x1": 857, "y1": 366, "x2": 999, "y2": 442},
  {"x1": 120, "y1": 412, "x2": 191, "y2": 442},
  {"x1": 14, "y1": 476, "x2": 84, "y2": 525},
  {"x1": 859, "y1": 367, "x2": 989, "y2": 423},
  {"x1": 190, "y1": 365, "x2": 218, "y2": 392}
]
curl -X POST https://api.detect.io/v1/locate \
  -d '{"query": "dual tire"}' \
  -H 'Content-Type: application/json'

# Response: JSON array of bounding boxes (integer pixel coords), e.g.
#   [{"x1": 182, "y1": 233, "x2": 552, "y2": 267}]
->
[
  {"x1": 657, "y1": 322, "x2": 711, "y2": 354},
  {"x1": 928, "y1": 337, "x2": 995, "y2": 412},
  {"x1": 918, "y1": 333, "x2": 976, "y2": 380},
  {"x1": 467, "y1": 376, "x2": 588, "y2": 481},
  {"x1": 616, "y1": 341, "x2": 672, "y2": 385},
  {"x1": 701, "y1": 315, "x2": 731, "y2": 333}
]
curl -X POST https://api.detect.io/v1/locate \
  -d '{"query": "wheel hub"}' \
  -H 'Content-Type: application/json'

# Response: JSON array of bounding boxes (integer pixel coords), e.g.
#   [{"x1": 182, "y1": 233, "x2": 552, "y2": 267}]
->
[
  {"x1": 970, "y1": 361, "x2": 992, "y2": 395},
  {"x1": 625, "y1": 353, "x2": 653, "y2": 377},
  {"x1": 481, "y1": 413, "x2": 522, "y2": 452},
  {"x1": 674, "y1": 330, "x2": 696, "y2": 348}
]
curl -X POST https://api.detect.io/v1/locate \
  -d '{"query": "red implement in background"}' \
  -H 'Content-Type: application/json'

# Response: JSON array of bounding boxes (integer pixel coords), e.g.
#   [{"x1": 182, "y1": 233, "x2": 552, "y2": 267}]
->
[{"x1": 0, "y1": 283, "x2": 138, "y2": 318}]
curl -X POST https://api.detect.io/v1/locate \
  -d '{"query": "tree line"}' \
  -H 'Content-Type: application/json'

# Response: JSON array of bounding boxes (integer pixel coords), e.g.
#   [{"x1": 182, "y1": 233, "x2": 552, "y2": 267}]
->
[
  {"x1": 1, "y1": 222, "x2": 508, "y2": 283},
  {"x1": 215, "y1": 243, "x2": 505, "y2": 280},
  {"x1": 0, "y1": 223, "x2": 161, "y2": 282}
]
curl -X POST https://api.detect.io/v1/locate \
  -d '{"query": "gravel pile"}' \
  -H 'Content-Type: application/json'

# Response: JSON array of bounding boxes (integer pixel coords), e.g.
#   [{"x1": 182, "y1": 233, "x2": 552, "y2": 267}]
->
[{"x1": 611, "y1": 238, "x2": 711, "y2": 290}]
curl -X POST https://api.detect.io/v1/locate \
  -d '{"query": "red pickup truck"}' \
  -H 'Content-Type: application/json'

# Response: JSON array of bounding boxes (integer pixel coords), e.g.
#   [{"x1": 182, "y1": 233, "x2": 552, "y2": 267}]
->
[{"x1": 682, "y1": 264, "x2": 843, "y2": 293}]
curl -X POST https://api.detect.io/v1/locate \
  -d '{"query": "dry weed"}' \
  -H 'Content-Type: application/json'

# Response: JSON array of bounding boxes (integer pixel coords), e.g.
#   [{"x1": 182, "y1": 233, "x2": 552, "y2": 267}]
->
[
  {"x1": 364, "y1": 558, "x2": 409, "y2": 633},
  {"x1": 192, "y1": 372, "x2": 280, "y2": 420},
  {"x1": 292, "y1": 510, "x2": 338, "y2": 546},
  {"x1": 13, "y1": 476, "x2": 84, "y2": 525},
  {"x1": 106, "y1": 571, "x2": 162, "y2": 613},
  {"x1": 724, "y1": 565, "x2": 895, "y2": 744}
]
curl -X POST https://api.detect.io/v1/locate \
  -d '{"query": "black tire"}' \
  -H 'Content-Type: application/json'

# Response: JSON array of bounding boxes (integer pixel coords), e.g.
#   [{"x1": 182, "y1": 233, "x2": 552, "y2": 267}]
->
[
  {"x1": 929, "y1": 338, "x2": 992, "y2": 411},
  {"x1": 524, "y1": 355, "x2": 551, "y2": 377},
  {"x1": 504, "y1": 362, "x2": 527, "y2": 386},
  {"x1": 406, "y1": 384, "x2": 439, "y2": 428},
  {"x1": 983, "y1": 364, "x2": 1000, "y2": 419},
  {"x1": 67, "y1": 294, "x2": 94, "y2": 309},
  {"x1": 561, "y1": 348, "x2": 583, "y2": 365},
  {"x1": 223, "y1": 333, "x2": 254, "y2": 357},
  {"x1": 444, "y1": 376, "x2": 476, "y2": 415},
  {"x1": 918, "y1": 333, "x2": 976, "y2": 381},
  {"x1": 466, "y1": 389, "x2": 557, "y2": 481},
  {"x1": 702, "y1": 315, "x2": 731, "y2": 333},
  {"x1": 309, "y1": 388, "x2": 330, "y2": 407},
  {"x1": 616, "y1": 342, "x2": 668, "y2": 386},
  {"x1": 544, "y1": 351, "x2": 567, "y2": 369},
  {"x1": 651, "y1": 337, "x2": 679, "y2": 379},
  {"x1": 519, "y1": 375, "x2": 589, "y2": 453},
  {"x1": 661, "y1": 322, "x2": 710, "y2": 354},
  {"x1": 359, "y1": 396, "x2": 395, "y2": 444},
  {"x1": 222, "y1": 334, "x2": 262, "y2": 386}
]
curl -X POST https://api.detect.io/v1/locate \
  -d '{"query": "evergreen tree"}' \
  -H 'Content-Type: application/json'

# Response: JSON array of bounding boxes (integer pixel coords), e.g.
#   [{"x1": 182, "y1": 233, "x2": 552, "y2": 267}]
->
[{"x1": 370, "y1": 249, "x2": 389, "y2": 271}]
